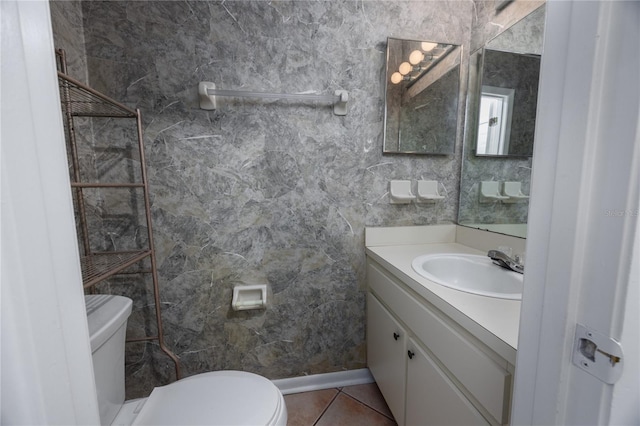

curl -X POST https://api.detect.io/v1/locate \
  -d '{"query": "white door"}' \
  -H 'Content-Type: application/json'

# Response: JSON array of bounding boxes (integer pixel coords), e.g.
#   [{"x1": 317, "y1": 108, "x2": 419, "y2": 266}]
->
[{"x1": 512, "y1": 1, "x2": 640, "y2": 424}]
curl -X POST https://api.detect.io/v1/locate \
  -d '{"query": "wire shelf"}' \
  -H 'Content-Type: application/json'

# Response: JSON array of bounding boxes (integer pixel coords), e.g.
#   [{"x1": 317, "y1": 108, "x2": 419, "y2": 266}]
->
[
  {"x1": 58, "y1": 72, "x2": 137, "y2": 118},
  {"x1": 81, "y1": 251, "x2": 151, "y2": 288},
  {"x1": 58, "y1": 49, "x2": 182, "y2": 379}
]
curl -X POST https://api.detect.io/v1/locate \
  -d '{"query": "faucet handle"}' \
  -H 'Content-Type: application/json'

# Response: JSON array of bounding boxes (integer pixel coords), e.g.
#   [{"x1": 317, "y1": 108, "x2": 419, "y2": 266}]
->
[
  {"x1": 514, "y1": 252, "x2": 526, "y2": 266},
  {"x1": 498, "y1": 245, "x2": 513, "y2": 257}
]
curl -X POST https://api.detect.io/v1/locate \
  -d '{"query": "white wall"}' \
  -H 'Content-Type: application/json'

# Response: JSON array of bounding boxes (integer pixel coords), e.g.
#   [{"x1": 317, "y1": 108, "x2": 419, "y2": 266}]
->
[{"x1": 0, "y1": 0, "x2": 100, "y2": 423}]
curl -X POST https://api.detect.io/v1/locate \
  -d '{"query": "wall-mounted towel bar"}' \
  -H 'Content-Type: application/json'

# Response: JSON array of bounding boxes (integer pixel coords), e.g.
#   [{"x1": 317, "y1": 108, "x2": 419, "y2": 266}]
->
[{"x1": 199, "y1": 82, "x2": 348, "y2": 115}]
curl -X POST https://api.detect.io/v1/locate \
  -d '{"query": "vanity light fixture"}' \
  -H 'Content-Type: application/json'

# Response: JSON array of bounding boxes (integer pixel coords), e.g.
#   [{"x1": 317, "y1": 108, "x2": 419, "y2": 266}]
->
[
  {"x1": 390, "y1": 61, "x2": 422, "y2": 85},
  {"x1": 390, "y1": 72, "x2": 409, "y2": 84},
  {"x1": 389, "y1": 42, "x2": 444, "y2": 85},
  {"x1": 421, "y1": 41, "x2": 438, "y2": 52},
  {"x1": 398, "y1": 61, "x2": 413, "y2": 75},
  {"x1": 409, "y1": 50, "x2": 425, "y2": 65}
]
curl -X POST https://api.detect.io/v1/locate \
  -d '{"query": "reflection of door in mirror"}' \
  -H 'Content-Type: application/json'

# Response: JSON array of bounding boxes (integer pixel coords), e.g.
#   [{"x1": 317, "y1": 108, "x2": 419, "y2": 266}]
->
[
  {"x1": 477, "y1": 86, "x2": 514, "y2": 155},
  {"x1": 475, "y1": 49, "x2": 540, "y2": 157}
]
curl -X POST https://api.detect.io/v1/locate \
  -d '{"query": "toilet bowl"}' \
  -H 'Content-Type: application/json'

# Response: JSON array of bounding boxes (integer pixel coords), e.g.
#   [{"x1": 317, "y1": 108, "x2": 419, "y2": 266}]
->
[
  {"x1": 85, "y1": 295, "x2": 287, "y2": 426},
  {"x1": 112, "y1": 371, "x2": 287, "y2": 426}
]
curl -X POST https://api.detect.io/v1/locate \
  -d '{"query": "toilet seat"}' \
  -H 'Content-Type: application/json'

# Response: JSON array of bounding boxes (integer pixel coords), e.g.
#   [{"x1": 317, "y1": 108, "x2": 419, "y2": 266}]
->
[{"x1": 131, "y1": 371, "x2": 286, "y2": 426}]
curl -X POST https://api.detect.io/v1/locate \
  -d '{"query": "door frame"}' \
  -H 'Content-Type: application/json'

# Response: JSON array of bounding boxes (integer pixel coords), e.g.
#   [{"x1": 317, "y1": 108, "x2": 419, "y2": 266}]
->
[
  {"x1": 1, "y1": 0, "x2": 100, "y2": 423},
  {"x1": 512, "y1": 1, "x2": 639, "y2": 424}
]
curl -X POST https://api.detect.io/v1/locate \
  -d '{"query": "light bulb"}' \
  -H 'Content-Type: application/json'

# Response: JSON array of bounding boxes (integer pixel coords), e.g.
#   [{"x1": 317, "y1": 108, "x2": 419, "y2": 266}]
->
[
  {"x1": 390, "y1": 72, "x2": 403, "y2": 84},
  {"x1": 399, "y1": 62, "x2": 412, "y2": 75},
  {"x1": 421, "y1": 41, "x2": 438, "y2": 52},
  {"x1": 409, "y1": 50, "x2": 425, "y2": 65}
]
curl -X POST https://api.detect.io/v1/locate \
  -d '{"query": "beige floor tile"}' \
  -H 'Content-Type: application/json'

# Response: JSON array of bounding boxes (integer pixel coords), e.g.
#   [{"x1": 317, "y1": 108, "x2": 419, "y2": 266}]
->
[
  {"x1": 284, "y1": 388, "x2": 338, "y2": 426},
  {"x1": 341, "y1": 383, "x2": 395, "y2": 420},
  {"x1": 315, "y1": 393, "x2": 397, "y2": 426}
]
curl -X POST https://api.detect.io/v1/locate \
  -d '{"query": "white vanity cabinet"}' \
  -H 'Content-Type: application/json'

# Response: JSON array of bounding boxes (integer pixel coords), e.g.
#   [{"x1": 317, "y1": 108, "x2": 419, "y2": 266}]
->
[{"x1": 367, "y1": 260, "x2": 514, "y2": 426}]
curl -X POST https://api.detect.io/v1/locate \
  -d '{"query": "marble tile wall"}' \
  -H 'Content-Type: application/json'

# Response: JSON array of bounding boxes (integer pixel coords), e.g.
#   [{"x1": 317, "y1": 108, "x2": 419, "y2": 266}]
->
[
  {"x1": 51, "y1": 0, "x2": 473, "y2": 398},
  {"x1": 50, "y1": 0, "x2": 87, "y2": 80},
  {"x1": 470, "y1": 0, "x2": 544, "y2": 52}
]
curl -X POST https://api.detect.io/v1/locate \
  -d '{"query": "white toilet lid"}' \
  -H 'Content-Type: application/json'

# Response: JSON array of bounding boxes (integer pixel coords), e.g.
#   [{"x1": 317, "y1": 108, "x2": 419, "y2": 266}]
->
[{"x1": 132, "y1": 371, "x2": 284, "y2": 426}]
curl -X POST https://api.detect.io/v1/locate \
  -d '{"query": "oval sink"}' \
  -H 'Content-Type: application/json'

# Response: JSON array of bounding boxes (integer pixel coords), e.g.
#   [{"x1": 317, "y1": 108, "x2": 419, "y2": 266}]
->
[{"x1": 411, "y1": 253, "x2": 523, "y2": 300}]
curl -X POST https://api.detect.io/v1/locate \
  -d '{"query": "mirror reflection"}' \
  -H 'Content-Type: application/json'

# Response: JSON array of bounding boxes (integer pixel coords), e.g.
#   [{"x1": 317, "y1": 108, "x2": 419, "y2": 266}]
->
[
  {"x1": 458, "y1": 5, "x2": 545, "y2": 238},
  {"x1": 476, "y1": 49, "x2": 541, "y2": 156},
  {"x1": 384, "y1": 38, "x2": 461, "y2": 155}
]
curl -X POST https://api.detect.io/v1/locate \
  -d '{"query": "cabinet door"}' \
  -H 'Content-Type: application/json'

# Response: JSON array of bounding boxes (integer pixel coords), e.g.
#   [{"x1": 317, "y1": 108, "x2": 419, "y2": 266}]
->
[
  {"x1": 367, "y1": 292, "x2": 406, "y2": 426},
  {"x1": 406, "y1": 338, "x2": 489, "y2": 426}
]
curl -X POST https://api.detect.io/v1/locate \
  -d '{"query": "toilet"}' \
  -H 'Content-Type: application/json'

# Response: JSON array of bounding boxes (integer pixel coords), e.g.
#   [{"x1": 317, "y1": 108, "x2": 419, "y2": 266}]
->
[{"x1": 85, "y1": 294, "x2": 287, "y2": 426}]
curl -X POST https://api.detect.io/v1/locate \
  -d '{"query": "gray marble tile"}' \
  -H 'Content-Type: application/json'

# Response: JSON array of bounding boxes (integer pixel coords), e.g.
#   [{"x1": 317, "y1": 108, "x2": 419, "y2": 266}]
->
[{"x1": 50, "y1": 0, "x2": 88, "y2": 80}]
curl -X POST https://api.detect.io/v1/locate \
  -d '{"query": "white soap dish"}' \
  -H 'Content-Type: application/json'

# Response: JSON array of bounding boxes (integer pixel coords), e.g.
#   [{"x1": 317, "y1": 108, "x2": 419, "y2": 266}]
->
[
  {"x1": 416, "y1": 180, "x2": 445, "y2": 203},
  {"x1": 502, "y1": 181, "x2": 529, "y2": 203},
  {"x1": 389, "y1": 180, "x2": 416, "y2": 204},
  {"x1": 480, "y1": 181, "x2": 509, "y2": 203}
]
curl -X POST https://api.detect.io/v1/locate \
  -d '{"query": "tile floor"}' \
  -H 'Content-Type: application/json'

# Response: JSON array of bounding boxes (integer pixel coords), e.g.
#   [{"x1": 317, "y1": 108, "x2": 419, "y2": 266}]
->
[{"x1": 284, "y1": 383, "x2": 397, "y2": 426}]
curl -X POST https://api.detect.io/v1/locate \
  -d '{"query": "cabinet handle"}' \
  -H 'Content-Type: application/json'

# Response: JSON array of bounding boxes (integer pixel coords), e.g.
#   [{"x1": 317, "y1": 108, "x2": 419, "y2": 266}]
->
[
  {"x1": 407, "y1": 350, "x2": 415, "y2": 359},
  {"x1": 393, "y1": 332, "x2": 400, "y2": 341}
]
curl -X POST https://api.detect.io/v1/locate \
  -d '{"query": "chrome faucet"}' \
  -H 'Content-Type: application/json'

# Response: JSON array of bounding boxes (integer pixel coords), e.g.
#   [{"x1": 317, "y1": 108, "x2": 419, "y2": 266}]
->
[{"x1": 487, "y1": 249, "x2": 524, "y2": 274}]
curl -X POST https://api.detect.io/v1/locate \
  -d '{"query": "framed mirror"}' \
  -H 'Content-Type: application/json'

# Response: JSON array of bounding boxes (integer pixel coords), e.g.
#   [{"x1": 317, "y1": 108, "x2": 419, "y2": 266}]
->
[
  {"x1": 458, "y1": 4, "x2": 545, "y2": 239},
  {"x1": 383, "y1": 37, "x2": 462, "y2": 155}
]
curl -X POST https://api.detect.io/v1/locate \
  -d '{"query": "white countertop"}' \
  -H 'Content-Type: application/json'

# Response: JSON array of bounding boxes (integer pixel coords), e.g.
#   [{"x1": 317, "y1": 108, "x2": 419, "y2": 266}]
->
[{"x1": 366, "y1": 242, "x2": 521, "y2": 365}]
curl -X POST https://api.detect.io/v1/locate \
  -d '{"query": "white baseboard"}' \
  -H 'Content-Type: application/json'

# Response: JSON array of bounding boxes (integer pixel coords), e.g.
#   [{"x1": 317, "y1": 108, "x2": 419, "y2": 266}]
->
[{"x1": 272, "y1": 368, "x2": 374, "y2": 395}]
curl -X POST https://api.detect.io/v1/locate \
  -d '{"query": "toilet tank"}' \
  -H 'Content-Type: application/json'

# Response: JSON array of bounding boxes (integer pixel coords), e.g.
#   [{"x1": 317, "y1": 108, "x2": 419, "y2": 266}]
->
[{"x1": 85, "y1": 295, "x2": 133, "y2": 426}]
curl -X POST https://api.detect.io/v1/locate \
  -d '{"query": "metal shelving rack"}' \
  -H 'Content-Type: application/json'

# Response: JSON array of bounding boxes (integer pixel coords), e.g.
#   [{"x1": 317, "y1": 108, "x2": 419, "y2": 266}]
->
[{"x1": 57, "y1": 50, "x2": 181, "y2": 380}]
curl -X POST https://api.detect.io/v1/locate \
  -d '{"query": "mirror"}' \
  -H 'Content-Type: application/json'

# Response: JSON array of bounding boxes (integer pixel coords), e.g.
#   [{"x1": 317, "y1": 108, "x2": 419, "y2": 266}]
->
[
  {"x1": 383, "y1": 38, "x2": 462, "y2": 155},
  {"x1": 475, "y1": 49, "x2": 541, "y2": 156},
  {"x1": 458, "y1": 5, "x2": 545, "y2": 238},
  {"x1": 472, "y1": 6, "x2": 544, "y2": 157}
]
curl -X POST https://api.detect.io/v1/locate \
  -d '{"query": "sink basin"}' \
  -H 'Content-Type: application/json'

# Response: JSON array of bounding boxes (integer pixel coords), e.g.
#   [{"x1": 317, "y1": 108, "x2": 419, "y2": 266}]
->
[{"x1": 411, "y1": 253, "x2": 523, "y2": 300}]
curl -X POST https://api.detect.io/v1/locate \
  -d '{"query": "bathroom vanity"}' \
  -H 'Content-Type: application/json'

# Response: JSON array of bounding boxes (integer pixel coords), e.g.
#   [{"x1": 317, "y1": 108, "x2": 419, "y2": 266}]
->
[{"x1": 365, "y1": 225, "x2": 524, "y2": 426}]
